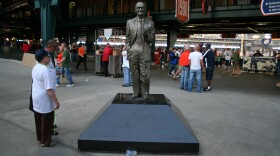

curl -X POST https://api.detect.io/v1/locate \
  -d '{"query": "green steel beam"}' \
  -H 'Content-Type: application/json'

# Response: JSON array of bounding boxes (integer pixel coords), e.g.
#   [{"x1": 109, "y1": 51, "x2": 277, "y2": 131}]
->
[{"x1": 35, "y1": 0, "x2": 58, "y2": 46}]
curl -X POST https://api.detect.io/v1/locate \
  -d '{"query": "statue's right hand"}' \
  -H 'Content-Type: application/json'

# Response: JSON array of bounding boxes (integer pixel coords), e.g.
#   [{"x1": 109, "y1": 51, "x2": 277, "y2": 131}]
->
[{"x1": 141, "y1": 29, "x2": 148, "y2": 37}]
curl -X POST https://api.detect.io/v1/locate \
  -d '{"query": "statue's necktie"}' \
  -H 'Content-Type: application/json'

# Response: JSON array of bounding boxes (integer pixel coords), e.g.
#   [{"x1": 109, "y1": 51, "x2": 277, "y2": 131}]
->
[{"x1": 140, "y1": 19, "x2": 144, "y2": 30}]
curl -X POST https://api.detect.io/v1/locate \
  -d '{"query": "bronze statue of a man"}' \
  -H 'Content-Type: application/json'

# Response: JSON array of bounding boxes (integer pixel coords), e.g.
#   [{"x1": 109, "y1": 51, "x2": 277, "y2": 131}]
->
[{"x1": 126, "y1": 1, "x2": 155, "y2": 100}]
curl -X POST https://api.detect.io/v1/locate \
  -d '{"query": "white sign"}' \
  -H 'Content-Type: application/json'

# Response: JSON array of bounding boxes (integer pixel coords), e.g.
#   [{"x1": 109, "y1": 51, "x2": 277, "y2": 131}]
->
[{"x1": 104, "y1": 29, "x2": 112, "y2": 40}]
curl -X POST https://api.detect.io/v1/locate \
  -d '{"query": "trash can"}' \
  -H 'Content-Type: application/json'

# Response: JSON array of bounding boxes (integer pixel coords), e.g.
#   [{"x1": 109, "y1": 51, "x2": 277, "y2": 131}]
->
[
  {"x1": 95, "y1": 54, "x2": 103, "y2": 74},
  {"x1": 109, "y1": 55, "x2": 122, "y2": 78}
]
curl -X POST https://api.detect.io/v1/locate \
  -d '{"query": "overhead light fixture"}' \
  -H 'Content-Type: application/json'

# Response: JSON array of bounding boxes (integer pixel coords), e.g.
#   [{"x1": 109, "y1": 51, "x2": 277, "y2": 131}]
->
[
  {"x1": 220, "y1": 20, "x2": 230, "y2": 23},
  {"x1": 247, "y1": 27, "x2": 259, "y2": 33},
  {"x1": 264, "y1": 34, "x2": 271, "y2": 39},
  {"x1": 256, "y1": 23, "x2": 267, "y2": 26},
  {"x1": 186, "y1": 25, "x2": 195, "y2": 28},
  {"x1": 252, "y1": 35, "x2": 260, "y2": 39},
  {"x1": 3, "y1": 28, "x2": 11, "y2": 32}
]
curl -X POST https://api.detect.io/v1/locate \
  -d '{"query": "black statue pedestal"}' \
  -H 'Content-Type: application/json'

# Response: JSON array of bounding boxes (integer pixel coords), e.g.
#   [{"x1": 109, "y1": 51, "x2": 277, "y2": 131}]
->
[{"x1": 78, "y1": 93, "x2": 199, "y2": 154}]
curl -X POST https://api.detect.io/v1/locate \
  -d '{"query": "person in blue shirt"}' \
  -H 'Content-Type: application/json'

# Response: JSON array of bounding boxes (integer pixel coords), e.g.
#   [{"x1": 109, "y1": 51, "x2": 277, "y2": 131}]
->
[
  {"x1": 203, "y1": 44, "x2": 215, "y2": 91},
  {"x1": 168, "y1": 48, "x2": 179, "y2": 76}
]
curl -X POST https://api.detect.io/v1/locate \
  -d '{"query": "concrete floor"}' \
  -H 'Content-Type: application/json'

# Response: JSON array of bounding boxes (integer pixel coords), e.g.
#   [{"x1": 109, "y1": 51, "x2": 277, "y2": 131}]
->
[{"x1": 0, "y1": 58, "x2": 280, "y2": 156}]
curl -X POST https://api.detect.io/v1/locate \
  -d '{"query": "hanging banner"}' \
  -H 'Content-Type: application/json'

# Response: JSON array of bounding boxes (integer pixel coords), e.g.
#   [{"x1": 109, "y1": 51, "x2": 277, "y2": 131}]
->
[
  {"x1": 104, "y1": 29, "x2": 112, "y2": 40},
  {"x1": 175, "y1": 0, "x2": 190, "y2": 23},
  {"x1": 261, "y1": 0, "x2": 280, "y2": 16}
]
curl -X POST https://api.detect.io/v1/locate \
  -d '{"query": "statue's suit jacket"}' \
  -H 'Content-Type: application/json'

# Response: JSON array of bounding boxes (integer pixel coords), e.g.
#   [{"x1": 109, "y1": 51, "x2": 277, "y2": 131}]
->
[{"x1": 126, "y1": 17, "x2": 155, "y2": 62}]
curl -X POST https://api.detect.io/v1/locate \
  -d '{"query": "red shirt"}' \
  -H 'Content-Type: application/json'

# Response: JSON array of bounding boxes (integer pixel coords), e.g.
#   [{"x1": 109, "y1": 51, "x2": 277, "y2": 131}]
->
[
  {"x1": 22, "y1": 44, "x2": 30, "y2": 52},
  {"x1": 78, "y1": 47, "x2": 86, "y2": 56},
  {"x1": 179, "y1": 50, "x2": 190, "y2": 66},
  {"x1": 57, "y1": 52, "x2": 63, "y2": 67},
  {"x1": 102, "y1": 46, "x2": 113, "y2": 62}
]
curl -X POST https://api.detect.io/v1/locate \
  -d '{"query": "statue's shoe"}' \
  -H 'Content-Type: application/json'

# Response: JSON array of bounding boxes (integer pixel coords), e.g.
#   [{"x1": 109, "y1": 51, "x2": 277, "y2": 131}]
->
[
  {"x1": 132, "y1": 94, "x2": 140, "y2": 99},
  {"x1": 276, "y1": 82, "x2": 280, "y2": 88},
  {"x1": 142, "y1": 94, "x2": 148, "y2": 100}
]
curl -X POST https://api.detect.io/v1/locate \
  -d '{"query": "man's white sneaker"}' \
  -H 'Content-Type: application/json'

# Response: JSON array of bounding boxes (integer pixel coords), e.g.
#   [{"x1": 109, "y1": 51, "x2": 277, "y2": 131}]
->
[
  {"x1": 66, "y1": 84, "x2": 74, "y2": 87},
  {"x1": 40, "y1": 141, "x2": 57, "y2": 147},
  {"x1": 56, "y1": 84, "x2": 60, "y2": 88}
]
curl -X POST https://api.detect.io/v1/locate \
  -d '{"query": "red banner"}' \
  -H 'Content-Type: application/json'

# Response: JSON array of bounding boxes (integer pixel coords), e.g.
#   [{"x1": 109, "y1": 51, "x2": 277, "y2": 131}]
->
[{"x1": 175, "y1": 0, "x2": 190, "y2": 23}]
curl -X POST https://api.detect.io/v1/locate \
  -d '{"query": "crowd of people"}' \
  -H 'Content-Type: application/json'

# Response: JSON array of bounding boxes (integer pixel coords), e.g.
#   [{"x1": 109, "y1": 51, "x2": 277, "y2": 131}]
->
[
  {"x1": 0, "y1": 40, "x2": 43, "y2": 53},
  {"x1": 159, "y1": 43, "x2": 217, "y2": 93},
  {"x1": 162, "y1": 44, "x2": 280, "y2": 90}
]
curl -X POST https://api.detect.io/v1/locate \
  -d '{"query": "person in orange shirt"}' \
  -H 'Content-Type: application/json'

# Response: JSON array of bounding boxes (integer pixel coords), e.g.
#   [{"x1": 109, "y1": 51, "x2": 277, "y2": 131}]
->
[
  {"x1": 173, "y1": 44, "x2": 191, "y2": 90},
  {"x1": 76, "y1": 44, "x2": 88, "y2": 71},
  {"x1": 55, "y1": 46, "x2": 64, "y2": 87}
]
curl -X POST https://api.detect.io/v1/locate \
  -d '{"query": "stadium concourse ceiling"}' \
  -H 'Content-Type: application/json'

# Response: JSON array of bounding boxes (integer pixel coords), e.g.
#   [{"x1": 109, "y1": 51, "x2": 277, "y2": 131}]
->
[
  {"x1": 2, "y1": 19, "x2": 280, "y2": 38},
  {"x1": 57, "y1": 12, "x2": 280, "y2": 35},
  {"x1": 58, "y1": 17, "x2": 280, "y2": 35}
]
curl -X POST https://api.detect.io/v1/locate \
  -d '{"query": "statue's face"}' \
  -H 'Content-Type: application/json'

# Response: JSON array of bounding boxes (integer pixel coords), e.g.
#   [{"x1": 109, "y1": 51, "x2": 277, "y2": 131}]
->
[{"x1": 135, "y1": 2, "x2": 146, "y2": 16}]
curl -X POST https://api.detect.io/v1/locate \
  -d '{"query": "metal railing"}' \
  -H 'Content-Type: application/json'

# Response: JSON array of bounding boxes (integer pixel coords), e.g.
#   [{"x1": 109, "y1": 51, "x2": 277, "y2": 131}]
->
[{"x1": 0, "y1": 47, "x2": 23, "y2": 61}]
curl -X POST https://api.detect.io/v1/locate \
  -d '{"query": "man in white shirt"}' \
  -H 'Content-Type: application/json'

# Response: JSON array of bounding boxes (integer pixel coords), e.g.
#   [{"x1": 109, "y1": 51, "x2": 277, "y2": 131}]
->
[
  {"x1": 187, "y1": 44, "x2": 205, "y2": 93},
  {"x1": 224, "y1": 48, "x2": 232, "y2": 68},
  {"x1": 122, "y1": 46, "x2": 132, "y2": 87},
  {"x1": 32, "y1": 49, "x2": 60, "y2": 147}
]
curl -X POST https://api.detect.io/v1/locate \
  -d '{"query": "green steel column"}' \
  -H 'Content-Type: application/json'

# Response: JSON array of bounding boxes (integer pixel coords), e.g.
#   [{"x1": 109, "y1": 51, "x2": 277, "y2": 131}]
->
[
  {"x1": 87, "y1": 32, "x2": 96, "y2": 55},
  {"x1": 147, "y1": 0, "x2": 150, "y2": 11},
  {"x1": 35, "y1": 0, "x2": 58, "y2": 47}
]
